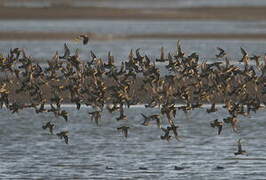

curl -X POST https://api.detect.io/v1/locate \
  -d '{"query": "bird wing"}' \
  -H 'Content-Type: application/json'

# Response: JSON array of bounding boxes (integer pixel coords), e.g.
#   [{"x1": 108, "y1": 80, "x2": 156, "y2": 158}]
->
[
  {"x1": 161, "y1": 127, "x2": 168, "y2": 133},
  {"x1": 168, "y1": 52, "x2": 172, "y2": 61},
  {"x1": 225, "y1": 57, "x2": 230, "y2": 67},
  {"x1": 218, "y1": 125, "x2": 223, "y2": 135},
  {"x1": 141, "y1": 113, "x2": 148, "y2": 119},
  {"x1": 216, "y1": 47, "x2": 224, "y2": 53},
  {"x1": 62, "y1": 113, "x2": 68, "y2": 122},
  {"x1": 124, "y1": 129, "x2": 128, "y2": 138},
  {"x1": 211, "y1": 103, "x2": 216, "y2": 110},
  {"x1": 49, "y1": 125, "x2": 54, "y2": 134},
  {"x1": 128, "y1": 49, "x2": 133, "y2": 60},
  {"x1": 62, "y1": 43, "x2": 70, "y2": 59},
  {"x1": 156, "y1": 119, "x2": 161, "y2": 128},
  {"x1": 90, "y1": 50, "x2": 97, "y2": 60},
  {"x1": 176, "y1": 40, "x2": 180, "y2": 54},
  {"x1": 136, "y1": 48, "x2": 142, "y2": 58},
  {"x1": 83, "y1": 36, "x2": 89, "y2": 45},
  {"x1": 160, "y1": 46, "x2": 164, "y2": 60},
  {"x1": 42, "y1": 122, "x2": 48, "y2": 129},
  {"x1": 240, "y1": 47, "x2": 248, "y2": 56},
  {"x1": 238, "y1": 139, "x2": 242, "y2": 152},
  {"x1": 64, "y1": 136, "x2": 68, "y2": 144},
  {"x1": 119, "y1": 104, "x2": 124, "y2": 115}
]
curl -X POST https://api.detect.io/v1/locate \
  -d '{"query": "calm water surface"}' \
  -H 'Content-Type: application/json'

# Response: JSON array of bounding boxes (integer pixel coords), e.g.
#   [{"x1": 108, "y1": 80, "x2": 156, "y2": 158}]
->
[
  {"x1": 0, "y1": 20, "x2": 266, "y2": 34},
  {"x1": 0, "y1": 39, "x2": 266, "y2": 61},
  {"x1": 1, "y1": 19, "x2": 266, "y2": 61},
  {"x1": 0, "y1": 105, "x2": 266, "y2": 179}
]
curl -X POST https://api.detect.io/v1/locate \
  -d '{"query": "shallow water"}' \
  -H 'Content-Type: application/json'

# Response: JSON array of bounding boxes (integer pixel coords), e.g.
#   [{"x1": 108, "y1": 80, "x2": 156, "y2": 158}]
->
[
  {"x1": 0, "y1": 39, "x2": 266, "y2": 61},
  {"x1": 1, "y1": 18, "x2": 266, "y2": 61},
  {"x1": 0, "y1": 105, "x2": 266, "y2": 179},
  {"x1": 1, "y1": 20, "x2": 266, "y2": 34}
]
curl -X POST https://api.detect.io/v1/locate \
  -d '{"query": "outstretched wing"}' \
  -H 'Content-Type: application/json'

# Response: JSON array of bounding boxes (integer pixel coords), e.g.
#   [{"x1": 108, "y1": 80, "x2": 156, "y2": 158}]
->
[
  {"x1": 240, "y1": 47, "x2": 248, "y2": 56},
  {"x1": 60, "y1": 43, "x2": 70, "y2": 59},
  {"x1": 217, "y1": 47, "x2": 224, "y2": 53},
  {"x1": 90, "y1": 50, "x2": 97, "y2": 60}
]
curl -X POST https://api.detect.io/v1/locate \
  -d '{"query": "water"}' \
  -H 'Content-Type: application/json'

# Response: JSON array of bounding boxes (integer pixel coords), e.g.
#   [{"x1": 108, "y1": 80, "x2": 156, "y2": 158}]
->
[
  {"x1": 1, "y1": 20, "x2": 266, "y2": 34},
  {"x1": 1, "y1": 19, "x2": 266, "y2": 61},
  {"x1": 0, "y1": 39, "x2": 266, "y2": 61},
  {"x1": 0, "y1": 105, "x2": 266, "y2": 179}
]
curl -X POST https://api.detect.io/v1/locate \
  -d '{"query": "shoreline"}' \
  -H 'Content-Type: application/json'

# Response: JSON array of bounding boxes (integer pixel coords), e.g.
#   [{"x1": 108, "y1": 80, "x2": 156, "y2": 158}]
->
[{"x1": 0, "y1": 6, "x2": 265, "y2": 21}]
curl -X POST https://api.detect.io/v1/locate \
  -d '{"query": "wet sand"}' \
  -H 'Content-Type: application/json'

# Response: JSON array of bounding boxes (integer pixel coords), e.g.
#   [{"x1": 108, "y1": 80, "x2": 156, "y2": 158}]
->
[{"x1": 0, "y1": 6, "x2": 266, "y2": 21}]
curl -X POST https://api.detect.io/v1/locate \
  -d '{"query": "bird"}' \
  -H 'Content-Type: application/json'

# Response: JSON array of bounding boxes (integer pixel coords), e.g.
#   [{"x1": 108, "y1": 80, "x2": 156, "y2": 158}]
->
[
  {"x1": 174, "y1": 166, "x2": 186, "y2": 170},
  {"x1": 223, "y1": 116, "x2": 239, "y2": 133},
  {"x1": 156, "y1": 46, "x2": 166, "y2": 62},
  {"x1": 250, "y1": 55, "x2": 261, "y2": 67},
  {"x1": 141, "y1": 113, "x2": 151, "y2": 126},
  {"x1": 175, "y1": 40, "x2": 185, "y2": 58},
  {"x1": 215, "y1": 166, "x2": 225, "y2": 170},
  {"x1": 59, "y1": 43, "x2": 70, "y2": 59},
  {"x1": 117, "y1": 126, "x2": 130, "y2": 138},
  {"x1": 170, "y1": 123, "x2": 179, "y2": 140},
  {"x1": 239, "y1": 47, "x2": 249, "y2": 66},
  {"x1": 79, "y1": 34, "x2": 89, "y2": 45},
  {"x1": 141, "y1": 113, "x2": 161, "y2": 127},
  {"x1": 116, "y1": 104, "x2": 127, "y2": 121},
  {"x1": 234, "y1": 139, "x2": 247, "y2": 155},
  {"x1": 160, "y1": 127, "x2": 172, "y2": 142},
  {"x1": 210, "y1": 119, "x2": 223, "y2": 135},
  {"x1": 88, "y1": 110, "x2": 101, "y2": 126},
  {"x1": 216, "y1": 47, "x2": 226, "y2": 58},
  {"x1": 206, "y1": 103, "x2": 217, "y2": 113},
  {"x1": 56, "y1": 131, "x2": 69, "y2": 144},
  {"x1": 2, "y1": 41, "x2": 265, "y2": 151},
  {"x1": 42, "y1": 121, "x2": 55, "y2": 134},
  {"x1": 58, "y1": 110, "x2": 68, "y2": 122}
]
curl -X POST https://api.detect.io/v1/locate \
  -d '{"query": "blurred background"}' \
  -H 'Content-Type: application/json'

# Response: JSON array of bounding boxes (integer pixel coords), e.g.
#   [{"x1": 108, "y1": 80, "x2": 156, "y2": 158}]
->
[{"x1": 0, "y1": 0, "x2": 266, "y2": 62}]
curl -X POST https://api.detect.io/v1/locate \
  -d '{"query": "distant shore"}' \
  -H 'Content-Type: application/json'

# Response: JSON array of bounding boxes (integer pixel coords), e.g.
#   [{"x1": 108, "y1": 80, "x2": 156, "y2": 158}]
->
[{"x1": 0, "y1": 6, "x2": 265, "y2": 21}]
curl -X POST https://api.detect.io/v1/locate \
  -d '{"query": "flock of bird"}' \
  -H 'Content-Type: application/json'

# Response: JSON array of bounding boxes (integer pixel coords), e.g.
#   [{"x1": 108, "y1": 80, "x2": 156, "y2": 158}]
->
[{"x1": 0, "y1": 37, "x2": 266, "y2": 155}]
